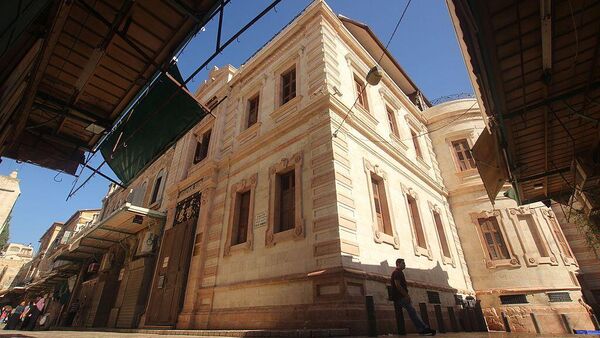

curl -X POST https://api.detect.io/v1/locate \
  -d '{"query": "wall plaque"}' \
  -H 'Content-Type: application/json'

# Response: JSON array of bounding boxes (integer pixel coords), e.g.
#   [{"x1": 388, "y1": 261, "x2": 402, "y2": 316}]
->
[{"x1": 254, "y1": 211, "x2": 267, "y2": 228}]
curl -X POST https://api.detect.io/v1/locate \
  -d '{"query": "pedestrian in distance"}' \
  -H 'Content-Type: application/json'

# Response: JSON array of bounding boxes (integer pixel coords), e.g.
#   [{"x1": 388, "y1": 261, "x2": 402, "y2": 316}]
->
[{"x1": 390, "y1": 258, "x2": 436, "y2": 336}]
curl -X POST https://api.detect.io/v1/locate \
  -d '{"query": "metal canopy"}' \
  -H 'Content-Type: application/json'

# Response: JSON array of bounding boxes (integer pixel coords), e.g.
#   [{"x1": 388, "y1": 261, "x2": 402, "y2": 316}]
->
[
  {"x1": 449, "y1": 0, "x2": 600, "y2": 205},
  {"x1": 0, "y1": 0, "x2": 221, "y2": 174},
  {"x1": 56, "y1": 203, "x2": 165, "y2": 261}
]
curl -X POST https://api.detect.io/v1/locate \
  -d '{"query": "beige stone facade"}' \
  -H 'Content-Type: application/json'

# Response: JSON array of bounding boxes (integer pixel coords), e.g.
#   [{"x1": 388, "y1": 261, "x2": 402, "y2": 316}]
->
[
  {"x1": 151, "y1": 1, "x2": 475, "y2": 334},
  {"x1": 0, "y1": 243, "x2": 33, "y2": 290},
  {"x1": 0, "y1": 171, "x2": 20, "y2": 234},
  {"x1": 425, "y1": 99, "x2": 594, "y2": 333}
]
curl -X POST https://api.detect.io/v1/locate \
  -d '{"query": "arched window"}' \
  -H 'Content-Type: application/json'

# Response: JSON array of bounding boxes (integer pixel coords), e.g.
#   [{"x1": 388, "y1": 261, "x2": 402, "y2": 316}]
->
[{"x1": 150, "y1": 169, "x2": 166, "y2": 205}]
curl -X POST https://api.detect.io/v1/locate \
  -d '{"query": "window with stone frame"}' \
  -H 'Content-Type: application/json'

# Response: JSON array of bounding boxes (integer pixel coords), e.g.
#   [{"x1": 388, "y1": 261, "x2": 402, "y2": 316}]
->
[
  {"x1": 224, "y1": 174, "x2": 257, "y2": 256},
  {"x1": 193, "y1": 129, "x2": 212, "y2": 164},
  {"x1": 387, "y1": 106, "x2": 400, "y2": 138},
  {"x1": 354, "y1": 75, "x2": 369, "y2": 111},
  {"x1": 478, "y1": 216, "x2": 510, "y2": 260},
  {"x1": 150, "y1": 169, "x2": 166, "y2": 205},
  {"x1": 246, "y1": 94, "x2": 259, "y2": 129},
  {"x1": 433, "y1": 209, "x2": 451, "y2": 259},
  {"x1": 232, "y1": 190, "x2": 251, "y2": 245},
  {"x1": 407, "y1": 194, "x2": 427, "y2": 249},
  {"x1": 410, "y1": 128, "x2": 423, "y2": 159},
  {"x1": 451, "y1": 139, "x2": 476, "y2": 171},
  {"x1": 548, "y1": 215, "x2": 573, "y2": 258},
  {"x1": 266, "y1": 152, "x2": 304, "y2": 247},
  {"x1": 275, "y1": 170, "x2": 295, "y2": 233},
  {"x1": 281, "y1": 66, "x2": 296, "y2": 105},
  {"x1": 371, "y1": 175, "x2": 393, "y2": 236}
]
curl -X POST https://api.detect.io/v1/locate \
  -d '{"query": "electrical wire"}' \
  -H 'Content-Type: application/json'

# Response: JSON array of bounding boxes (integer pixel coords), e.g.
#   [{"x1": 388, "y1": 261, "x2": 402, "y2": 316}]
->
[
  {"x1": 348, "y1": 99, "x2": 478, "y2": 146},
  {"x1": 333, "y1": 0, "x2": 412, "y2": 137}
]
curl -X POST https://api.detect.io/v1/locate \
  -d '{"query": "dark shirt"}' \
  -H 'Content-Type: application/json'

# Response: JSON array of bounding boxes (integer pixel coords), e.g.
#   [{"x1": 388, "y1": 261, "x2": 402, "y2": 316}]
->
[{"x1": 390, "y1": 269, "x2": 408, "y2": 300}]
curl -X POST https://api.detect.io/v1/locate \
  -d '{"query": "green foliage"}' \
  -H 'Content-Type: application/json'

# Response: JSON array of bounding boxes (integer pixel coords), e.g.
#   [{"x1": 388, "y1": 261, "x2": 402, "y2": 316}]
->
[{"x1": 571, "y1": 209, "x2": 600, "y2": 256}]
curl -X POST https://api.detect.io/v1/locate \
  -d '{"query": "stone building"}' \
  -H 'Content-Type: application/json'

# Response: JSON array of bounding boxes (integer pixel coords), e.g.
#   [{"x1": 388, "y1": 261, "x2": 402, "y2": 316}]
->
[
  {"x1": 17, "y1": 222, "x2": 63, "y2": 285},
  {"x1": 49, "y1": 149, "x2": 173, "y2": 329},
  {"x1": 0, "y1": 243, "x2": 33, "y2": 290},
  {"x1": 426, "y1": 99, "x2": 593, "y2": 332},
  {"x1": 137, "y1": 1, "x2": 475, "y2": 334},
  {"x1": 0, "y1": 171, "x2": 20, "y2": 235}
]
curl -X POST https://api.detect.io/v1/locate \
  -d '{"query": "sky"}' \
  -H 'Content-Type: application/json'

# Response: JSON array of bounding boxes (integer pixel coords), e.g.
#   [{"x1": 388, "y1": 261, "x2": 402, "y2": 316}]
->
[{"x1": 0, "y1": 0, "x2": 473, "y2": 251}]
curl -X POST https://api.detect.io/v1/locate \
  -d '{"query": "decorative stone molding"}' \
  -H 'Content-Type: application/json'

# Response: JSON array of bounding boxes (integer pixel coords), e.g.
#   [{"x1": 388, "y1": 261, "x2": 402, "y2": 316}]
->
[
  {"x1": 363, "y1": 159, "x2": 399, "y2": 249},
  {"x1": 224, "y1": 173, "x2": 258, "y2": 256},
  {"x1": 266, "y1": 151, "x2": 305, "y2": 247},
  {"x1": 399, "y1": 183, "x2": 432, "y2": 259},
  {"x1": 470, "y1": 210, "x2": 520, "y2": 269},
  {"x1": 506, "y1": 207, "x2": 557, "y2": 267},
  {"x1": 427, "y1": 201, "x2": 455, "y2": 266},
  {"x1": 540, "y1": 209, "x2": 578, "y2": 266}
]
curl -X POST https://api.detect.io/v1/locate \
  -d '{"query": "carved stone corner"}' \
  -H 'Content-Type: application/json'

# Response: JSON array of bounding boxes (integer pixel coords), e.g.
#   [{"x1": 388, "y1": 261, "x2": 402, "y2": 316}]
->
[
  {"x1": 510, "y1": 258, "x2": 519, "y2": 266},
  {"x1": 374, "y1": 230, "x2": 383, "y2": 243},
  {"x1": 265, "y1": 231, "x2": 274, "y2": 247},
  {"x1": 393, "y1": 236, "x2": 400, "y2": 249}
]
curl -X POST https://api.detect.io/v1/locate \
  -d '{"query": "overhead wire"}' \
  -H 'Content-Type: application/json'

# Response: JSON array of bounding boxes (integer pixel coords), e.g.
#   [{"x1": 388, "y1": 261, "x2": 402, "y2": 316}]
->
[{"x1": 333, "y1": 0, "x2": 412, "y2": 137}]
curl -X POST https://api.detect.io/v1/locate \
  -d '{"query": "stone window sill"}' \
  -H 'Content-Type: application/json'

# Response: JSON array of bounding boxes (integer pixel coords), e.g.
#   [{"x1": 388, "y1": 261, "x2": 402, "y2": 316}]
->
[
  {"x1": 485, "y1": 258, "x2": 520, "y2": 269},
  {"x1": 270, "y1": 95, "x2": 302, "y2": 123},
  {"x1": 237, "y1": 122, "x2": 261, "y2": 145},
  {"x1": 354, "y1": 104, "x2": 379, "y2": 128},
  {"x1": 390, "y1": 133, "x2": 409, "y2": 152}
]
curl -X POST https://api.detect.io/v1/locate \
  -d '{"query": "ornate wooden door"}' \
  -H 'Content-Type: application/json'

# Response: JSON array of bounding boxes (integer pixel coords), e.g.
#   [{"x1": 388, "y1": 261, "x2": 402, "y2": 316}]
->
[{"x1": 146, "y1": 193, "x2": 200, "y2": 326}]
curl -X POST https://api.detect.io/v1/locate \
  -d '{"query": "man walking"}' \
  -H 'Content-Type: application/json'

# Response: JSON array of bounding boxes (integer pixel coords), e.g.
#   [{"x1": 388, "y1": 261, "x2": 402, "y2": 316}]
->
[{"x1": 391, "y1": 258, "x2": 436, "y2": 336}]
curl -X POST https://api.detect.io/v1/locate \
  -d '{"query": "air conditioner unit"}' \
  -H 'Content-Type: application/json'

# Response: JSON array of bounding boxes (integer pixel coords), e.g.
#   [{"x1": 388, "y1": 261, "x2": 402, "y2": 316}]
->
[{"x1": 138, "y1": 232, "x2": 156, "y2": 255}]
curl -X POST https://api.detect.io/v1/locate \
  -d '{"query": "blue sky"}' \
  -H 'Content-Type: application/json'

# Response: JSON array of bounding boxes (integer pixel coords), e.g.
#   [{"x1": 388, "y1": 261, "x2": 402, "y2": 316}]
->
[{"x1": 0, "y1": 0, "x2": 472, "y2": 250}]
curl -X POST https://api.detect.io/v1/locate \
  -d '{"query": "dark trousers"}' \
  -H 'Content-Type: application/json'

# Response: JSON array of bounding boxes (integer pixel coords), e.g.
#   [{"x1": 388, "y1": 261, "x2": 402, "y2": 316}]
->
[
  {"x1": 394, "y1": 298, "x2": 428, "y2": 332},
  {"x1": 24, "y1": 308, "x2": 40, "y2": 331}
]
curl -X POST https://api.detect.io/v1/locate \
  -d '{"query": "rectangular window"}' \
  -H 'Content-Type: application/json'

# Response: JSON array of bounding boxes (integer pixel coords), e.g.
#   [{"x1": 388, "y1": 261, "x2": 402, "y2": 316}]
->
[
  {"x1": 387, "y1": 107, "x2": 399, "y2": 137},
  {"x1": 193, "y1": 130, "x2": 212, "y2": 164},
  {"x1": 478, "y1": 217, "x2": 510, "y2": 260},
  {"x1": 354, "y1": 76, "x2": 368, "y2": 110},
  {"x1": 281, "y1": 67, "x2": 296, "y2": 105},
  {"x1": 451, "y1": 139, "x2": 476, "y2": 171},
  {"x1": 150, "y1": 176, "x2": 162, "y2": 204},
  {"x1": 275, "y1": 170, "x2": 295, "y2": 233},
  {"x1": 371, "y1": 176, "x2": 392, "y2": 236},
  {"x1": 411, "y1": 129, "x2": 423, "y2": 159},
  {"x1": 231, "y1": 191, "x2": 251, "y2": 245},
  {"x1": 500, "y1": 294, "x2": 528, "y2": 304},
  {"x1": 518, "y1": 214, "x2": 549, "y2": 257},
  {"x1": 433, "y1": 211, "x2": 451, "y2": 258},
  {"x1": 407, "y1": 195, "x2": 426, "y2": 248},
  {"x1": 549, "y1": 217, "x2": 572, "y2": 258},
  {"x1": 247, "y1": 95, "x2": 259, "y2": 128},
  {"x1": 547, "y1": 292, "x2": 572, "y2": 303}
]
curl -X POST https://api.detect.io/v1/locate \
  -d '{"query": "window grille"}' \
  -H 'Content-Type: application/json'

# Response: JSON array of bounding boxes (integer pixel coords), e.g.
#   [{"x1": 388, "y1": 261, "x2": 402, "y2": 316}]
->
[
  {"x1": 499, "y1": 294, "x2": 528, "y2": 304},
  {"x1": 427, "y1": 291, "x2": 441, "y2": 304},
  {"x1": 547, "y1": 292, "x2": 572, "y2": 302}
]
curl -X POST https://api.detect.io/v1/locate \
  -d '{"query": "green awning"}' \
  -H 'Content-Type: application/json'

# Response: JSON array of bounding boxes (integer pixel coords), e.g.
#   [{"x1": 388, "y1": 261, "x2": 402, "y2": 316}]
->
[{"x1": 100, "y1": 64, "x2": 209, "y2": 185}]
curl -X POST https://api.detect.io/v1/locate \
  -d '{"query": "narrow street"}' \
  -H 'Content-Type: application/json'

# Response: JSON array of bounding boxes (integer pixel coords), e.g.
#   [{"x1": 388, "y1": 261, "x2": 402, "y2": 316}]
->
[{"x1": 0, "y1": 332, "x2": 598, "y2": 338}]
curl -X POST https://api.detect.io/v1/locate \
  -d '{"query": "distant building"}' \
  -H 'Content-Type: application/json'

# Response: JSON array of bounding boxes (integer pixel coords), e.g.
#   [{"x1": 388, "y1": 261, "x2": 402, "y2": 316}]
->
[
  {"x1": 0, "y1": 243, "x2": 33, "y2": 290},
  {"x1": 0, "y1": 171, "x2": 20, "y2": 235}
]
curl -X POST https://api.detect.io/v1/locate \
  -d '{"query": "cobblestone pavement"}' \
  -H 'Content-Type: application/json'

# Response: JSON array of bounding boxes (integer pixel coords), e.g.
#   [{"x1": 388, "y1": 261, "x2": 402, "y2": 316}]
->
[{"x1": 0, "y1": 332, "x2": 598, "y2": 338}]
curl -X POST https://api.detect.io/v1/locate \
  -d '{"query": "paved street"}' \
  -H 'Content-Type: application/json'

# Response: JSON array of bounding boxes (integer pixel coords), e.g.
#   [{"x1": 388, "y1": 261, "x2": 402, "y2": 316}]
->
[{"x1": 0, "y1": 331, "x2": 598, "y2": 338}]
